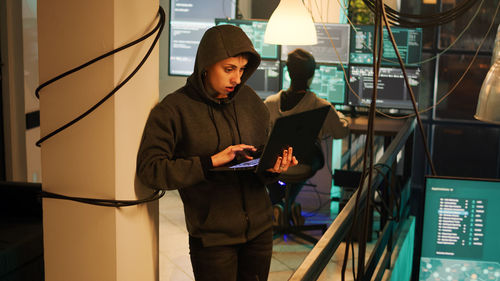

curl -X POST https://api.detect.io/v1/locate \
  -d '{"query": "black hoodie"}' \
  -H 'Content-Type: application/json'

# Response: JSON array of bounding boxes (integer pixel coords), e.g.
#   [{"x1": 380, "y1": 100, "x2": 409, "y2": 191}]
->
[{"x1": 137, "y1": 25, "x2": 273, "y2": 247}]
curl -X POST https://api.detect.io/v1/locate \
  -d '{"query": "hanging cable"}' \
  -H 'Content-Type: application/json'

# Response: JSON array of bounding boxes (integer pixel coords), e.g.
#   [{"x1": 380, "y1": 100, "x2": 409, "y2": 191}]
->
[
  {"x1": 342, "y1": 2, "x2": 384, "y2": 278},
  {"x1": 340, "y1": 0, "x2": 444, "y2": 278},
  {"x1": 330, "y1": 0, "x2": 498, "y2": 121},
  {"x1": 40, "y1": 189, "x2": 166, "y2": 207},
  {"x1": 319, "y1": 0, "x2": 499, "y2": 279},
  {"x1": 359, "y1": 3, "x2": 384, "y2": 278},
  {"x1": 37, "y1": 6, "x2": 167, "y2": 207},
  {"x1": 381, "y1": 5, "x2": 437, "y2": 175},
  {"x1": 313, "y1": 0, "x2": 500, "y2": 141},
  {"x1": 357, "y1": 0, "x2": 486, "y2": 66},
  {"x1": 378, "y1": 0, "x2": 500, "y2": 120}
]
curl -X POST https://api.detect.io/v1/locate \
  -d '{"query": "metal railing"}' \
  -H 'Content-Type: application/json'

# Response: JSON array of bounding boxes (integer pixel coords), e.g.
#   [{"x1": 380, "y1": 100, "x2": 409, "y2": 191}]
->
[{"x1": 289, "y1": 117, "x2": 416, "y2": 280}]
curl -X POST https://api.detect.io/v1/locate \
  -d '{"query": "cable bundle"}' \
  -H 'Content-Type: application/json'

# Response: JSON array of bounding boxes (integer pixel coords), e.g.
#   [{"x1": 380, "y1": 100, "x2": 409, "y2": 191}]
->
[
  {"x1": 362, "y1": 0, "x2": 479, "y2": 27},
  {"x1": 341, "y1": 0, "x2": 440, "y2": 279},
  {"x1": 36, "y1": 7, "x2": 166, "y2": 207},
  {"x1": 36, "y1": 7, "x2": 165, "y2": 147},
  {"x1": 41, "y1": 189, "x2": 165, "y2": 207}
]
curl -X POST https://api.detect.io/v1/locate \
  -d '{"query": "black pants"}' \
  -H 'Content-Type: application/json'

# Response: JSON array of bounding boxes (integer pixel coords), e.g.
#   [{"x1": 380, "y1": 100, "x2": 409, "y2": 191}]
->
[{"x1": 189, "y1": 228, "x2": 273, "y2": 281}]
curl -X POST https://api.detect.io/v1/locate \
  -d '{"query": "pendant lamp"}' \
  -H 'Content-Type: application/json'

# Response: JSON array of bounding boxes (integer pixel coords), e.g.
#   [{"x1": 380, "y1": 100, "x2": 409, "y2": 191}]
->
[
  {"x1": 264, "y1": 0, "x2": 317, "y2": 45},
  {"x1": 475, "y1": 24, "x2": 500, "y2": 124}
]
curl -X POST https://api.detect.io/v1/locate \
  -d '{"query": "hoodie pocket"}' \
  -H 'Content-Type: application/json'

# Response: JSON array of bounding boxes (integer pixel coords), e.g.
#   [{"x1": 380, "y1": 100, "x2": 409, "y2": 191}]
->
[{"x1": 199, "y1": 183, "x2": 247, "y2": 236}]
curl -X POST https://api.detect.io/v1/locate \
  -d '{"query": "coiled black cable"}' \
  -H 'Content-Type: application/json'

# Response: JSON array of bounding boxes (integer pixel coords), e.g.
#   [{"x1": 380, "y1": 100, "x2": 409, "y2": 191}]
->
[
  {"x1": 40, "y1": 189, "x2": 165, "y2": 207},
  {"x1": 37, "y1": 6, "x2": 166, "y2": 207},
  {"x1": 36, "y1": 6, "x2": 165, "y2": 147}
]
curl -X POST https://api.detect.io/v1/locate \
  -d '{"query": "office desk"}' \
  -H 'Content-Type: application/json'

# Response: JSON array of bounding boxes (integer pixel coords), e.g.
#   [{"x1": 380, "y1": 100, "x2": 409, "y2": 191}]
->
[
  {"x1": 346, "y1": 115, "x2": 407, "y2": 137},
  {"x1": 343, "y1": 115, "x2": 408, "y2": 165}
]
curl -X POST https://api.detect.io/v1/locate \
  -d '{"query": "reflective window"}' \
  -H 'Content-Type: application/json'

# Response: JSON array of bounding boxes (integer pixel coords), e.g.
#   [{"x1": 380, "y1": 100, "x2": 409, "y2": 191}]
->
[
  {"x1": 435, "y1": 54, "x2": 491, "y2": 120},
  {"x1": 433, "y1": 124, "x2": 500, "y2": 178},
  {"x1": 400, "y1": 1, "x2": 438, "y2": 49},
  {"x1": 439, "y1": 0, "x2": 500, "y2": 52},
  {"x1": 418, "y1": 53, "x2": 436, "y2": 118}
]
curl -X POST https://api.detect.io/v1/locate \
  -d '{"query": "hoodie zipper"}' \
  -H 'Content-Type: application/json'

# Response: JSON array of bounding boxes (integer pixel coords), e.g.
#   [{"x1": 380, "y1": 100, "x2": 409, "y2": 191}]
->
[
  {"x1": 212, "y1": 101, "x2": 250, "y2": 238},
  {"x1": 220, "y1": 102, "x2": 250, "y2": 238}
]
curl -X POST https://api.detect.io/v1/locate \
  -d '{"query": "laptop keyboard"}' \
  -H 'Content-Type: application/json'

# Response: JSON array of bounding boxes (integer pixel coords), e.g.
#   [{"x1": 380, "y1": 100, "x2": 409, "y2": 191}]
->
[{"x1": 229, "y1": 158, "x2": 261, "y2": 168}]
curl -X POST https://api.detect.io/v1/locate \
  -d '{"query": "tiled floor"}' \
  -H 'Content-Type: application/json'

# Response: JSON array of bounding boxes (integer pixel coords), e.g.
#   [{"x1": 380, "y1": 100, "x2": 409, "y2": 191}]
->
[{"x1": 159, "y1": 189, "x2": 375, "y2": 281}]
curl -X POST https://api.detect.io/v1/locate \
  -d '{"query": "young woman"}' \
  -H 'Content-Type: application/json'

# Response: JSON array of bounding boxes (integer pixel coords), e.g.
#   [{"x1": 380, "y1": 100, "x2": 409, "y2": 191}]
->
[{"x1": 137, "y1": 25, "x2": 296, "y2": 281}]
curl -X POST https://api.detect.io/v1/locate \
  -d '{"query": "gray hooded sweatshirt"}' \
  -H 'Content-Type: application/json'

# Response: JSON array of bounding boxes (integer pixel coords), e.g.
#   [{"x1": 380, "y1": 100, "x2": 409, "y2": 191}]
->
[{"x1": 137, "y1": 25, "x2": 274, "y2": 247}]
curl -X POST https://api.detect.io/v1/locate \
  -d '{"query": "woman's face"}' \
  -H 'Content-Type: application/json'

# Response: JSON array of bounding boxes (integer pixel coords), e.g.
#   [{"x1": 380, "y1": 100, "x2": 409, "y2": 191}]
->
[{"x1": 204, "y1": 55, "x2": 248, "y2": 99}]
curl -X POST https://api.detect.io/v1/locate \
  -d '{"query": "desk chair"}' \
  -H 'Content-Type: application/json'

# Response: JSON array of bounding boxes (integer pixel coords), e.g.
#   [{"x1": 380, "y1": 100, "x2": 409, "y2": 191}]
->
[{"x1": 272, "y1": 143, "x2": 328, "y2": 244}]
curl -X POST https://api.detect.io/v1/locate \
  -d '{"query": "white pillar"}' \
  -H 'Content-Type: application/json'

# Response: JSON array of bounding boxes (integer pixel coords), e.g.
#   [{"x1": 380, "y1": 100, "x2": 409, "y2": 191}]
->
[{"x1": 38, "y1": 1, "x2": 160, "y2": 280}]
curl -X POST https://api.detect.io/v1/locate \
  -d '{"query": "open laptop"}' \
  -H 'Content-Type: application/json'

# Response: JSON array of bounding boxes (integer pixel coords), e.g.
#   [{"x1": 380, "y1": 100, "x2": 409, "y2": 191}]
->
[{"x1": 211, "y1": 106, "x2": 330, "y2": 174}]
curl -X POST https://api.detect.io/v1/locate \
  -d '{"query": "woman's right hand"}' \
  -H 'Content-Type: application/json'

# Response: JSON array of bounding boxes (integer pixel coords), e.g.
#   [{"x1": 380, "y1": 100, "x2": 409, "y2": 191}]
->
[{"x1": 211, "y1": 144, "x2": 257, "y2": 167}]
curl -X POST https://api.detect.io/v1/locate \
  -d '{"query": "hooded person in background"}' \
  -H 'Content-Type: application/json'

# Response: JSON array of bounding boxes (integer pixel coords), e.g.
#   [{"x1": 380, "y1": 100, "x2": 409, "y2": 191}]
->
[
  {"x1": 137, "y1": 25, "x2": 297, "y2": 281},
  {"x1": 264, "y1": 48, "x2": 349, "y2": 227}
]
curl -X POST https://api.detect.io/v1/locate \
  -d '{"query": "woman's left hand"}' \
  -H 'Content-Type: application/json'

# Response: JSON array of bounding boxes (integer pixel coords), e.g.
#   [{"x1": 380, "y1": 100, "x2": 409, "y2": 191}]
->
[{"x1": 267, "y1": 147, "x2": 298, "y2": 173}]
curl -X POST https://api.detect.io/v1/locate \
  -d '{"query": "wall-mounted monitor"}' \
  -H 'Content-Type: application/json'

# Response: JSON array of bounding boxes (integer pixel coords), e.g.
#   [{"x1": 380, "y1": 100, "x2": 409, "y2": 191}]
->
[
  {"x1": 282, "y1": 64, "x2": 347, "y2": 104},
  {"x1": 281, "y1": 23, "x2": 350, "y2": 64},
  {"x1": 347, "y1": 65, "x2": 420, "y2": 110},
  {"x1": 349, "y1": 25, "x2": 422, "y2": 66},
  {"x1": 215, "y1": 19, "x2": 279, "y2": 60},
  {"x1": 245, "y1": 60, "x2": 281, "y2": 100},
  {"x1": 168, "y1": 0, "x2": 236, "y2": 76},
  {"x1": 418, "y1": 176, "x2": 500, "y2": 280}
]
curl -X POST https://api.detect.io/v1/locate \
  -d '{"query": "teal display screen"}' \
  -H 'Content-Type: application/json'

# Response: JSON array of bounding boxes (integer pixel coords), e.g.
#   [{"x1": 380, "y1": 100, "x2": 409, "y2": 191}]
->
[
  {"x1": 215, "y1": 19, "x2": 278, "y2": 60},
  {"x1": 419, "y1": 176, "x2": 500, "y2": 280},
  {"x1": 350, "y1": 25, "x2": 422, "y2": 66},
  {"x1": 282, "y1": 64, "x2": 346, "y2": 104},
  {"x1": 281, "y1": 23, "x2": 351, "y2": 64}
]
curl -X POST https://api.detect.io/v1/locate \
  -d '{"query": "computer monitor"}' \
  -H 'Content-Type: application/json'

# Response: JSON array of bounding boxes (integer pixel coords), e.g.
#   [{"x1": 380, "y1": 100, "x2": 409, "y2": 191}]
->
[
  {"x1": 281, "y1": 23, "x2": 350, "y2": 64},
  {"x1": 168, "y1": 0, "x2": 236, "y2": 76},
  {"x1": 418, "y1": 176, "x2": 500, "y2": 280},
  {"x1": 246, "y1": 60, "x2": 281, "y2": 100},
  {"x1": 215, "y1": 19, "x2": 279, "y2": 60},
  {"x1": 347, "y1": 65, "x2": 420, "y2": 110},
  {"x1": 349, "y1": 25, "x2": 422, "y2": 66},
  {"x1": 282, "y1": 64, "x2": 347, "y2": 104}
]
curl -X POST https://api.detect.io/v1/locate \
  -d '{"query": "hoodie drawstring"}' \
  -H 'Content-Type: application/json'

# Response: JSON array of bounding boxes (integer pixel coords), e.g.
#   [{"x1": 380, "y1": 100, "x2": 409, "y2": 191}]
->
[
  {"x1": 207, "y1": 101, "x2": 243, "y2": 153},
  {"x1": 232, "y1": 102, "x2": 242, "y2": 144},
  {"x1": 220, "y1": 104, "x2": 236, "y2": 145},
  {"x1": 207, "y1": 105, "x2": 221, "y2": 151}
]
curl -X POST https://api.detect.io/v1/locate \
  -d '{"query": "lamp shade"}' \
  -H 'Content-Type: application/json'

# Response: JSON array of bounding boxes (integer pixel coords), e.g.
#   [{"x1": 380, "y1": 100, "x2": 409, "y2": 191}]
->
[
  {"x1": 475, "y1": 24, "x2": 500, "y2": 124},
  {"x1": 264, "y1": 0, "x2": 317, "y2": 45}
]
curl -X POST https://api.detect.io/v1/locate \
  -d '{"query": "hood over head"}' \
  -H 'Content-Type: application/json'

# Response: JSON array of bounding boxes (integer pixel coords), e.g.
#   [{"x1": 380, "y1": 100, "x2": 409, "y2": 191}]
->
[{"x1": 186, "y1": 25, "x2": 261, "y2": 104}]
